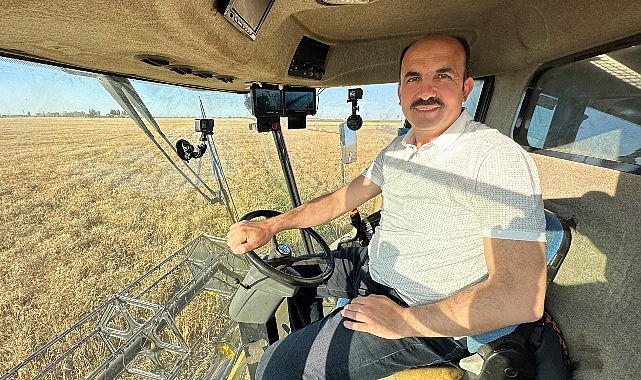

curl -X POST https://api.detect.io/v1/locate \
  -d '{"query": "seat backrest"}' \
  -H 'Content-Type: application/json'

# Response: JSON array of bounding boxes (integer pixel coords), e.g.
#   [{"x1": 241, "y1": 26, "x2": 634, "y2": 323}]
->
[
  {"x1": 466, "y1": 210, "x2": 572, "y2": 353},
  {"x1": 543, "y1": 210, "x2": 572, "y2": 286}
]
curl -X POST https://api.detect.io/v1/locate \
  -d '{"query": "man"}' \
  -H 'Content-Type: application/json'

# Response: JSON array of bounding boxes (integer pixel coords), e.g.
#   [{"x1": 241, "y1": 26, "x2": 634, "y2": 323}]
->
[{"x1": 227, "y1": 34, "x2": 547, "y2": 379}]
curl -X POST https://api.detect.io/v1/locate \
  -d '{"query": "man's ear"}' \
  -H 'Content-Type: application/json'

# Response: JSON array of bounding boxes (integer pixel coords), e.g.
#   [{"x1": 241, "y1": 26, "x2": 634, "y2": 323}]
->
[
  {"x1": 462, "y1": 77, "x2": 475, "y2": 101},
  {"x1": 397, "y1": 83, "x2": 402, "y2": 104}
]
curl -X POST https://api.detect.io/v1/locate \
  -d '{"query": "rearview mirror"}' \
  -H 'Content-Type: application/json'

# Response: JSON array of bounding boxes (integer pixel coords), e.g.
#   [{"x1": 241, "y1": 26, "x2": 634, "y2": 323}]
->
[{"x1": 339, "y1": 122, "x2": 357, "y2": 164}]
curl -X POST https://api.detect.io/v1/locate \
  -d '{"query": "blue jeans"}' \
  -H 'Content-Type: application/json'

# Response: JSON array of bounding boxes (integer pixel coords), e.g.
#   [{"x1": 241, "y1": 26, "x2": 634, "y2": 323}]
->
[{"x1": 255, "y1": 247, "x2": 468, "y2": 379}]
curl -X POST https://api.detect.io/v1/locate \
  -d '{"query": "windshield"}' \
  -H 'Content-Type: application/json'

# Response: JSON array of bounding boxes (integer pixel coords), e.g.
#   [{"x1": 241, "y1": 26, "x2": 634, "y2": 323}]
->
[{"x1": 0, "y1": 58, "x2": 252, "y2": 375}]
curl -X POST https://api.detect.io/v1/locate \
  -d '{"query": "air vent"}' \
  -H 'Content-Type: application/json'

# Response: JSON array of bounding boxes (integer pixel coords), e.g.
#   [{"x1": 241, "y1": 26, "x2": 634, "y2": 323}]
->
[
  {"x1": 318, "y1": 0, "x2": 377, "y2": 4},
  {"x1": 193, "y1": 71, "x2": 215, "y2": 79},
  {"x1": 168, "y1": 66, "x2": 193, "y2": 75},
  {"x1": 215, "y1": 75, "x2": 235, "y2": 83},
  {"x1": 136, "y1": 55, "x2": 171, "y2": 66}
]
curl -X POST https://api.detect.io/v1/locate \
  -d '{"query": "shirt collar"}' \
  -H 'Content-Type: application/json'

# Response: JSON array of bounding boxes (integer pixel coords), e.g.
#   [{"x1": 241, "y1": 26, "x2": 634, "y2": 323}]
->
[{"x1": 402, "y1": 109, "x2": 473, "y2": 150}]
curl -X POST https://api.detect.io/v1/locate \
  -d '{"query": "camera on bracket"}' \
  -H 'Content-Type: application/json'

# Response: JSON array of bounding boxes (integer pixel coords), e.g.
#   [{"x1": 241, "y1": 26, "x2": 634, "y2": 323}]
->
[
  {"x1": 175, "y1": 118, "x2": 214, "y2": 162},
  {"x1": 346, "y1": 88, "x2": 363, "y2": 131},
  {"x1": 348, "y1": 88, "x2": 363, "y2": 101},
  {"x1": 195, "y1": 118, "x2": 215, "y2": 135}
]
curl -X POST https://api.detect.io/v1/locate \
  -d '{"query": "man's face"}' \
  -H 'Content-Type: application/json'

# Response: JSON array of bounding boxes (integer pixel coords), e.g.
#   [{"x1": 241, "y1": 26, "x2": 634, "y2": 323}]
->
[{"x1": 397, "y1": 36, "x2": 474, "y2": 142}]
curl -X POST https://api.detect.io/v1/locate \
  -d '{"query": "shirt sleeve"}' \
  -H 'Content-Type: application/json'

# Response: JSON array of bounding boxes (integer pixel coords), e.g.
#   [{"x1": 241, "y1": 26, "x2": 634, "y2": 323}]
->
[
  {"x1": 472, "y1": 143, "x2": 546, "y2": 242},
  {"x1": 361, "y1": 148, "x2": 385, "y2": 187}
]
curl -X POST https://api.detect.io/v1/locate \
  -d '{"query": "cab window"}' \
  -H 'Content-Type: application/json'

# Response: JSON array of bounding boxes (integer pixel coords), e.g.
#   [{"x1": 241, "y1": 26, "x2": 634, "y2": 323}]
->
[{"x1": 513, "y1": 40, "x2": 641, "y2": 174}]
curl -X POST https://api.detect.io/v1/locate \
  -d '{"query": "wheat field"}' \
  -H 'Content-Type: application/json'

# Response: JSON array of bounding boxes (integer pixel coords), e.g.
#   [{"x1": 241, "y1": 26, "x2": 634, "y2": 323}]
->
[{"x1": 0, "y1": 116, "x2": 397, "y2": 376}]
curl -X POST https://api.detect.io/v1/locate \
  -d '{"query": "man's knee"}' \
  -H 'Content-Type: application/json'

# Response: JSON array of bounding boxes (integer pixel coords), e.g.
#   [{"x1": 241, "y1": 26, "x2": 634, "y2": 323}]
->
[
  {"x1": 255, "y1": 340, "x2": 289, "y2": 380},
  {"x1": 254, "y1": 327, "x2": 315, "y2": 379},
  {"x1": 255, "y1": 310, "x2": 348, "y2": 379}
]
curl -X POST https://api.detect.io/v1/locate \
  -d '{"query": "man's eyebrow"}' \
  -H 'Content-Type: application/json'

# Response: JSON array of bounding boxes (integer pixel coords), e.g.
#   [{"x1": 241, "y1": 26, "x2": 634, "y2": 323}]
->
[
  {"x1": 436, "y1": 67, "x2": 456, "y2": 75},
  {"x1": 403, "y1": 67, "x2": 459, "y2": 80},
  {"x1": 403, "y1": 71, "x2": 421, "y2": 79}
]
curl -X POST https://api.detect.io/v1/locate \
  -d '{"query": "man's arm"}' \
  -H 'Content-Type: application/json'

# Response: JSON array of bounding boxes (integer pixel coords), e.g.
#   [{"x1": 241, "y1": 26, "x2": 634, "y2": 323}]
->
[
  {"x1": 341, "y1": 237, "x2": 546, "y2": 338},
  {"x1": 226, "y1": 174, "x2": 381, "y2": 254}
]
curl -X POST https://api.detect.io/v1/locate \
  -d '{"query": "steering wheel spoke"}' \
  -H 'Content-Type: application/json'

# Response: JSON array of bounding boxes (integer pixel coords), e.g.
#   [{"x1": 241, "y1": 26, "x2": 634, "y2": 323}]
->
[{"x1": 263, "y1": 256, "x2": 296, "y2": 267}]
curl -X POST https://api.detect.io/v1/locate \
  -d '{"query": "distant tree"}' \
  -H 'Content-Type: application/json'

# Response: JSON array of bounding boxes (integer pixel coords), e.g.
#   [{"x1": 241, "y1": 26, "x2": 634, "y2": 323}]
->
[{"x1": 63, "y1": 110, "x2": 87, "y2": 117}]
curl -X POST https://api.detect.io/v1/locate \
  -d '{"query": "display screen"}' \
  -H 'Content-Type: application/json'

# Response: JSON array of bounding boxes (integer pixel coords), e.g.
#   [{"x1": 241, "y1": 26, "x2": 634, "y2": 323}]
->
[
  {"x1": 231, "y1": 0, "x2": 274, "y2": 30},
  {"x1": 252, "y1": 87, "x2": 282, "y2": 116},
  {"x1": 284, "y1": 89, "x2": 316, "y2": 114}
]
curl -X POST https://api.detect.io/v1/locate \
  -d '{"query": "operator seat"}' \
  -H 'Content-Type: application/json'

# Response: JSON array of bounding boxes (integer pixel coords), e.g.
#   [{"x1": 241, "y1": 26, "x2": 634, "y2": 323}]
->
[{"x1": 380, "y1": 209, "x2": 572, "y2": 380}]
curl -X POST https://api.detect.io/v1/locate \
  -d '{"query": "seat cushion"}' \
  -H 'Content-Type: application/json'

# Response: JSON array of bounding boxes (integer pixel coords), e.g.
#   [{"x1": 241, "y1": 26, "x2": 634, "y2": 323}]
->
[{"x1": 380, "y1": 365, "x2": 463, "y2": 380}]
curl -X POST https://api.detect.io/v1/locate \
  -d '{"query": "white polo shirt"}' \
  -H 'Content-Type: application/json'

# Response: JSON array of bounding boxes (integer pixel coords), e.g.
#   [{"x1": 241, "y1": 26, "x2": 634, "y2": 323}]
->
[{"x1": 362, "y1": 110, "x2": 546, "y2": 306}]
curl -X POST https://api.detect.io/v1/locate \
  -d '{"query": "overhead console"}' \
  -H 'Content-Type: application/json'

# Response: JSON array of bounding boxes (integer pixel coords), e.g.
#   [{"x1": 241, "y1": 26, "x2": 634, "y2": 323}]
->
[{"x1": 288, "y1": 36, "x2": 329, "y2": 80}]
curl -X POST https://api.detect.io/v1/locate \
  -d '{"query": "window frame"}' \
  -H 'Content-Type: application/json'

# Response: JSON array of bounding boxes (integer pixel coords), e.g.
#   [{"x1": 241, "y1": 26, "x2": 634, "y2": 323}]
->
[
  {"x1": 472, "y1": 76, "x2": 495, "y2": 123},
  {"x1": 512, "y1": 33, "x2": 641, "y2": 175}
]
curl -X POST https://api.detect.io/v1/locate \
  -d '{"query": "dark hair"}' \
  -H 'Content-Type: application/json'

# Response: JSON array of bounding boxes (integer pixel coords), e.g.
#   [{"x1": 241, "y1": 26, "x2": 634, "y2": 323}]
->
[{"x1": 399, "y1": 35, "x2": 471, "y2": 79}]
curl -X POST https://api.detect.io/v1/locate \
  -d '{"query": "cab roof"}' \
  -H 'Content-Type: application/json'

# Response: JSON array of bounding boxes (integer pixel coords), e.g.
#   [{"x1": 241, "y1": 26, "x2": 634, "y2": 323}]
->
[{"x1": 2, "y1": 0, "x2": 641, "y2": 92}]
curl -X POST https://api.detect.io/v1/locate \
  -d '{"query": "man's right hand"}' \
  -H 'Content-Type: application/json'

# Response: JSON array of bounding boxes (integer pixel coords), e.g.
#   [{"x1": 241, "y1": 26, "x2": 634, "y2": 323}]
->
[{"x1": 226, "y1": 219, "x2": 274, "y2": 255}]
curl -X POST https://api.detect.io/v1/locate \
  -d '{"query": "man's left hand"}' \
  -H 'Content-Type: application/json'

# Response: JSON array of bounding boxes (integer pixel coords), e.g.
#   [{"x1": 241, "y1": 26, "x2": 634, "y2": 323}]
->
[{"x1": 340, "y1": 295, "x2": 412, "y2": 339}]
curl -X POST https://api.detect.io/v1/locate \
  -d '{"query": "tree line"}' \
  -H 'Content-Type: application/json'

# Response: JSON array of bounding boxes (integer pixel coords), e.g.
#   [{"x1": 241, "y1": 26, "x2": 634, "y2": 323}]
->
[{"x1": 0, "y1": 109, "x2": 128, "y2": 118}]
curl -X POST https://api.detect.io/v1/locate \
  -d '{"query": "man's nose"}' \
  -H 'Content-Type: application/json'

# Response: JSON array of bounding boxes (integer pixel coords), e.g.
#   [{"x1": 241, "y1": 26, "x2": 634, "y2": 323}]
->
[{"x1": 415, "y1": 79, "x2": 438, "y2": 99}]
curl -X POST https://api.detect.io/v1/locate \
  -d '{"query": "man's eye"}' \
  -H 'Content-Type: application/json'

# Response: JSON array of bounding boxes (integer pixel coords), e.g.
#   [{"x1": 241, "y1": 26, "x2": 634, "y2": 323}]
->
[
  {"x1": 437, "y1": 73, "x2": 452, "y2": 79},
  {"x1": 407, "y1": 77, "x2": 418, "y2": 82}
]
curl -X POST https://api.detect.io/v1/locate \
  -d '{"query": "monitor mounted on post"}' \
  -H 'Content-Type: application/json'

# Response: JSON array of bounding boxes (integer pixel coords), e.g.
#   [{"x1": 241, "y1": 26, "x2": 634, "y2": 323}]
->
[
  {"x1": 250, "y1": 84, "x2": 317, "y2": 118},
  {"x1": 251, "y1": 84, "x2": 283, "y2": 117},
  {"x1": 283, "y1": 86, "x2": 317, "y2": 116},
  {"x1": 250, "y1": 84, "x2": 317, "y2": 131}
]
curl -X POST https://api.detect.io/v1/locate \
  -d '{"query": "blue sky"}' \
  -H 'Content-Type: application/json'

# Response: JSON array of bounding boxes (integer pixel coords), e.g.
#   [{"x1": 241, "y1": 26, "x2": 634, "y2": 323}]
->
[{"x1": 0, "y1": 57, "x2": 403, "y2": 120}]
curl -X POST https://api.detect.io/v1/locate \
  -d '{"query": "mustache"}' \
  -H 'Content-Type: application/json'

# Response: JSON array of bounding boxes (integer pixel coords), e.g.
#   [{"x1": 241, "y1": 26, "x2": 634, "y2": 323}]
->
[{"x1": 410, "y1": 97, "x2": 444, "y2": 109}]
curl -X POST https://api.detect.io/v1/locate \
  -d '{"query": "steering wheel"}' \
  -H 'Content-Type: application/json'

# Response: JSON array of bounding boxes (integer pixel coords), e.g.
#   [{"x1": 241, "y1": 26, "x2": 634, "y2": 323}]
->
[{"x1": 239, "y1": 209, "x2": 334, "y2": 287}]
